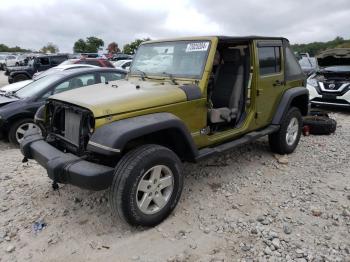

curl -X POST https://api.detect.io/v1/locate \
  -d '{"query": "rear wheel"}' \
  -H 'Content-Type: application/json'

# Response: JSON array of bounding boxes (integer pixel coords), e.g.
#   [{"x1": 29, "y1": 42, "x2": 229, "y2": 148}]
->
[
  {"x1": 109, "y1": 144, "x2": 183, "y2": 227},
  {"x1": 8, "y1": 118, "x2": 42, "y2": 145},
  {"x1": 13, "y1": 74, "x2": 29, "y2": 83},
  {"x1": 269, "y1": 107, "x2": 302, "y2": 154}
]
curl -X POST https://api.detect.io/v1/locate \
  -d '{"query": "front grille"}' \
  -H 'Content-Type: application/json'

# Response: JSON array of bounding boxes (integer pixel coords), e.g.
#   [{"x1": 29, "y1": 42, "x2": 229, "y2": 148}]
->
[{"x1": 46, "y1": 101, "x2": 93, "y2": 155}]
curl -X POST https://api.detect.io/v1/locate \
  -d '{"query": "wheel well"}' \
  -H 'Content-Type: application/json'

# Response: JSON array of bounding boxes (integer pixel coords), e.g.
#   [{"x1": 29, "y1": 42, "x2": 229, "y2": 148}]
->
[
  {"x1": 290, "y1": 94, "x2": 308, "y2": 116},
  {"x1": 123, "y1": 128, "x2": 196, "y2": 162},
  {"x1": 5, "y1": 114, "x2": 33, "y2": 132}
]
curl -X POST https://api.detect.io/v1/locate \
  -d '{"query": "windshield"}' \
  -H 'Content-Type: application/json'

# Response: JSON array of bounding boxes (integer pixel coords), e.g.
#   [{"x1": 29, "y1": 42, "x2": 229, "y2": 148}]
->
[
  {"x1": 15, "y1": 74, "x2": 61, "y2": 98},
  {"x1": 130, "y1": 40, "x2": 210, "y2": 79}
]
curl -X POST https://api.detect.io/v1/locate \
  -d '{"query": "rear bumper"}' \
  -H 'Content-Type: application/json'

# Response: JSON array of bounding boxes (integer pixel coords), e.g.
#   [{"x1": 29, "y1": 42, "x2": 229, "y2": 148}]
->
[{"x1": 20, "y1": 130, "x2": 114, "y2": 191}]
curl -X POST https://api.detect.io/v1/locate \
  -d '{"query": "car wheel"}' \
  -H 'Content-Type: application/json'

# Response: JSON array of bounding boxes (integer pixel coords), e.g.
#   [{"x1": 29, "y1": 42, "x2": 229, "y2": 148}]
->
[
  {"x1": 269, "y1": 107, "x2": 302, "y2": 154},
  {"x1": 13, "y1": 74, "x2": 29, "y2": 83},
  {"x1": 109, "y1": 144, "x2": 183, "y2": 227},
  {"x1": 0, "y1": 64, "x2": 3, "y2": 70},
  {"x1": 8, "y1": 118, "x2": 42, "y2": 145},
  {"x1": 303, "y1": 116, "x2": 336, "y2": 135}
]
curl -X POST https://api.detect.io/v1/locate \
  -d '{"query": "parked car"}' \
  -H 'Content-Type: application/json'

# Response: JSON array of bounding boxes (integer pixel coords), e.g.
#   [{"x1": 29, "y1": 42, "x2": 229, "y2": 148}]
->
[
  {"x1": 113, "y1": 59, "x2": 132, "y2": 70},
  {"x1": 21, "y1": 36, "x2": 308, "y2": 227},
  {"x1": 32, "y1": 64, "x2": 99, "y2": 79},
  {"x1": 0, "y1": 80, "x2": 33, "y2": 93},
  {"x1": 0, "y1": 54, "x2": 17, "y2": 70},
  {"x1": 4, "y1": 55, "x2": 18, "y2": 68},
  {"x1": 307, "y1": 48, "x2": 350, "y2": 108},
  {"x1": 0, "y1": 68, "x2": 126, "y2": 144},
  {"x1": 110, "y1": 53, "x2": 133, "y2": 61},
  {"x1": 5, "y1": 54, "x2": 69, "y2": 83},
  {"x1": 59, "y1": 58, "x2": 115, "y2": 68}
]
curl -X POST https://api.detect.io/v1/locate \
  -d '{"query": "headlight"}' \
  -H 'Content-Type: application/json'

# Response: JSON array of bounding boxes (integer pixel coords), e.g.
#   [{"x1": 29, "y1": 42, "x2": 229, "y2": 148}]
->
[{"x1": 307, "y1": 77, "x2": 318, "y2": 87}]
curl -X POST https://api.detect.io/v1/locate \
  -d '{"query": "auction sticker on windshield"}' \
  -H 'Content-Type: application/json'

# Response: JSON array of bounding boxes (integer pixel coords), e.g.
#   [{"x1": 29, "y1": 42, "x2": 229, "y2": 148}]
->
[{"x1": 186, "y1": 42, "x2": 209, "y2": 52}]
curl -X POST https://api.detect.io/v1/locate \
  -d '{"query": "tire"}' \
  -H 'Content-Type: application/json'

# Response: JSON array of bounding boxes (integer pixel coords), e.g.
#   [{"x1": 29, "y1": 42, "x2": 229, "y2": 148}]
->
[
  {"x1": 303, "y1": 116, "x2": 336, "y2": 135},
  {"x1": 0, "y1": 63, "x2": 3, "y2": 70},
  {"x1": 8, "y1": 118, "x2": 42, "y2": 146},
  {"x1": 13, "y1": 74, "x2": 29, "y2": 83},
  {"x1": 269, "y1": 107, "x2": 302, "y2": 154},
  {"x1": 109, "y1": 144, "x2": 183, "y2": 227}
]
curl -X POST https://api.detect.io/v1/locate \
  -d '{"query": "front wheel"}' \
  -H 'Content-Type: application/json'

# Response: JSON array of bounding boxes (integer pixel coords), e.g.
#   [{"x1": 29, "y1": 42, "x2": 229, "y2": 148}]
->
[
  {"x1": 8, "y1": 118, "x2": 42, "y2": 145},
  {"x1": 109, "y1": 144, "x2": 183, "y2": 227},
  {"x1": 269, "y1": 107, "x2": 302, "y2": 154}
]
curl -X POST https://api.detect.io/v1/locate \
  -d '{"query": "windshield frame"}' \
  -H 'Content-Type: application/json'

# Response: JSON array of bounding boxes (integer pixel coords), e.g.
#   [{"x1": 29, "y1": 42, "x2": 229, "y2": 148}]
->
[{"x1": 129, "y1": 40, "x2": 212, "y2": 80}]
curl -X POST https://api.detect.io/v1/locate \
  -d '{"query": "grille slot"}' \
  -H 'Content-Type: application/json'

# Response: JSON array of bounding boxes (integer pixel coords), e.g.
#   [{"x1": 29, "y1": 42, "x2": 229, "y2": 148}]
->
[{"x1": 64, "y1": 109, "x2": 81, "y2": 146}]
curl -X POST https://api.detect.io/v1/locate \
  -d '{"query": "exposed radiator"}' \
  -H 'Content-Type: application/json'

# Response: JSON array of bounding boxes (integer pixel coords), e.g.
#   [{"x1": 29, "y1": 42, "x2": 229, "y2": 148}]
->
[{"x1": 64, "y1": 109, "x2": 81, "y2": 146}]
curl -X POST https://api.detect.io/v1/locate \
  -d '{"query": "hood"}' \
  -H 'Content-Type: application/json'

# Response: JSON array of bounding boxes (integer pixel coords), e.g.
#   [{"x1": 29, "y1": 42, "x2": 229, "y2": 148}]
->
[
  {"x1": 0, "y1": 94, "x2": 19, "y2": 107},
  {"x1": 0, "y1": 80, "x2": 33, "y2": 93},
  {"x1": 49, "y1": 79, "x2": 189, "y2": 117},
  {"x1": 317, "y1": 48, "x2": 350, "y2": 67}
]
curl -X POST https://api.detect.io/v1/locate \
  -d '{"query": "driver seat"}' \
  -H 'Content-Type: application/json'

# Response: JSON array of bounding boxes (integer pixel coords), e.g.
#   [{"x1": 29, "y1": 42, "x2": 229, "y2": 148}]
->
[{"x1": 209, "y1": 49, "x2": 244, "y2": 123}]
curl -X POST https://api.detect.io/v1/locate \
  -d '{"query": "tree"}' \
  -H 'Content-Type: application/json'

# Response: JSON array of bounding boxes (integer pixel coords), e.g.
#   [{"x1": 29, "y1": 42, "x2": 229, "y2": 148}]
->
[
  {"x1": 73, "y1": 36, "x2": 104, "y2": 53},
  {"x1": 123, "y1": 38, "x2": 151, "y2": 55},
  {"x1": 40, "y1": 42, "x2": 59, "y2": 54},
  {"x1": 291, "y1": 36, "x2": 350, "y2": 56},
  {"x1": 107, "y1": 42, "x2": 121, "y2": 54},
  {"x1": 73, "y1": 39, "x2": 86, "y2": 53},
  {"x1": 0, "y1": 43, "x2": 30, "y2": 52}
]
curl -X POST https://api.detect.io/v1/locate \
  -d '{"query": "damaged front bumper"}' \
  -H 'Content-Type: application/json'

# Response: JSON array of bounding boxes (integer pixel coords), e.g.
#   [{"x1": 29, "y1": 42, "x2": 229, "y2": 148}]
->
[{"x1": 20, "y1": 130, "x2": 115, "y2": 191}]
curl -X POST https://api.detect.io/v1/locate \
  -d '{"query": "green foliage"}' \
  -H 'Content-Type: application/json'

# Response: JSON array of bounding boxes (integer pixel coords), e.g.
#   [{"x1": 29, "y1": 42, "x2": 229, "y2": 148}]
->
[
  {"x1": 0, "y1": 43, "x2": 30, "y2": 52},
  {"x1": 73, "y1": 36, "x2": 104, "y2": 53},
  {"x1": 40, "y1": 42, "x2": 59, "y2": 54},
  {"x1": 123, "y1": 38, "x2": 151, "y2": 55},
  {"x1": 291, "y1": 37, "x2": 350, "y2": 56}
]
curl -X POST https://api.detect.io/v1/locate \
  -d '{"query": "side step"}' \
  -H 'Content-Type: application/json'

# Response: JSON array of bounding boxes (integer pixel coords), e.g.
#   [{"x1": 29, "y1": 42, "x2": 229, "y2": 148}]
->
[{"x1": 196, "y1": 125, "x2": 279, "y2": 161}]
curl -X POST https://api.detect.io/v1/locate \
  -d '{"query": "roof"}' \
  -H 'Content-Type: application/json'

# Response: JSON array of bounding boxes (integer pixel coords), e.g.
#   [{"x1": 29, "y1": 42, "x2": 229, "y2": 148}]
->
[
  {"x1": 144, "y1": 35, "x2": 288, "y2": 44},
  {"x1": 56, "y1": 67, "x2": 126, "y2": 77}
]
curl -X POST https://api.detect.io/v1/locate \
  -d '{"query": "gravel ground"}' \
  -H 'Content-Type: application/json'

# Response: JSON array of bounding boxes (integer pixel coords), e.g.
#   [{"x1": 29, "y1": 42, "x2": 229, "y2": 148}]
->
[{"x1": 0, "y1": 81, "x2": 349, "y2": 261}]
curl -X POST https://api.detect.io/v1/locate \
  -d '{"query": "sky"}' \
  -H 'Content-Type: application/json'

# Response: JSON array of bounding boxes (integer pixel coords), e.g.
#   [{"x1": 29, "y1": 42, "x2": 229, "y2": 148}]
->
[{"x1": 0, "y1": 0, "x2": 349, "y2": 53}]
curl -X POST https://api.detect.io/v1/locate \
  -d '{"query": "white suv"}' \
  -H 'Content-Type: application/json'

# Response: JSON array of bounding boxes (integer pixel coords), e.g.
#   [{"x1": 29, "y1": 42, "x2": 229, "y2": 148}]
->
[{"x1": 307, "y1": 48, "x2": 350, "y2": 108}]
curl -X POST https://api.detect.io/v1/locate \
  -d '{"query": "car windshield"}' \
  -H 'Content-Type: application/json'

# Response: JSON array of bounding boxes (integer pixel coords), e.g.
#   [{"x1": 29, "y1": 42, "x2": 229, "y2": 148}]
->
[
  {"x1": 15, "y1": 74, "x2": 61, "y2": 98},
  {"x1": 130, "y1": 40, "x2": 210, "y2": 79}
]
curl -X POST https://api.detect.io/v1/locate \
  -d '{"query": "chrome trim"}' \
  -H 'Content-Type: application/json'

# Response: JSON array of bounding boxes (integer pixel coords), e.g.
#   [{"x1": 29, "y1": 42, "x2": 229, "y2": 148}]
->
[
  {"x1": 311, "y1": 100, "x2": 350, "y2": 107},
  {"x1": 88, "y1": 141, "x2": 121, "y2": 153},
  {"x1": 318, "y1": 82, "x2": 349, "y2": 93}
]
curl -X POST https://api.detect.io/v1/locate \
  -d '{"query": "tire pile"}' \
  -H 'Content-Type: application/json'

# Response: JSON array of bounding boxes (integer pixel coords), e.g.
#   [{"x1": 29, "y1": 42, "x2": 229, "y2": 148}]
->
[{"x1": 303, "y1": 110, "x2": 337, "y2": 135}]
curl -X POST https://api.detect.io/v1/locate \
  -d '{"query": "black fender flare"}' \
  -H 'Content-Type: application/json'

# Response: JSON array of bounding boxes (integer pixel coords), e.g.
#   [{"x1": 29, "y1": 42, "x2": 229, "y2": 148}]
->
[
  {"x1": 10, "y1": 71, "x2": 31, "y2": 79},
  {"x1": 272, "y1": 87, "x2": 309, "y2": 125},
  {"x1": 87, "y1": 113, "x2": 199, "y2": 160}
]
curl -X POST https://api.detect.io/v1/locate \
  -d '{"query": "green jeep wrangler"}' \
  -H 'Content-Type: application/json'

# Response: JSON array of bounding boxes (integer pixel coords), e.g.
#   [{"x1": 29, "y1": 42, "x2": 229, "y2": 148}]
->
[{"x1": 21, "y1": 36, "x2": 308, "y2": 227}]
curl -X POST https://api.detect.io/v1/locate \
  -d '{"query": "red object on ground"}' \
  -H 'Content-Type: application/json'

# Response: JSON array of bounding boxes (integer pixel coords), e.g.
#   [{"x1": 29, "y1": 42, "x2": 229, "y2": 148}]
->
[{"x1": 303, "y1": 125, "x2": 310, "y2": 136}]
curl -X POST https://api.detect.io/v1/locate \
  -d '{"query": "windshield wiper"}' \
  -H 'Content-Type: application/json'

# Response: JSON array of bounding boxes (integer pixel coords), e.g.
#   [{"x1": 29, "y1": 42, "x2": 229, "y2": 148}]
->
[{"x1": 162, "y1": 72, "x2": 178, "y2": 85}]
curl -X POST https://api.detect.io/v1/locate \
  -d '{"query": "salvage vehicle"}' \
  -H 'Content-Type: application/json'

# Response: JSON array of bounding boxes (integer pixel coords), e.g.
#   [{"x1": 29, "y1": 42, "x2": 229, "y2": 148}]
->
[
  {"x1": 60, "y1": 58, "x2": 115, "y2": 68},
  {"x1": 32, "y1": 64, "x2": 99, "y2": 80},
  {"x1": 5, "y1": 54, "x2": 69, "y2": 83},
  {"x1": 0, "y1": 54, "x2": 17, "y2": 70},
  {"x1": 0, "y1": 68, "x2": 126, "y2": 144},
  {"x1": 21, "y1": 36, "x2": 308, "y2": 227},
  {"x1": 307, "y1": 48, "x2": 350, "y2": 108}
]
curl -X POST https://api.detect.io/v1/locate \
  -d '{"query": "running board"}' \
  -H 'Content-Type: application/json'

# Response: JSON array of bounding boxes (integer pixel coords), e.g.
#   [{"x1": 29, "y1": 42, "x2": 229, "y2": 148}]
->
[{"x1": 196, "y1": 125, "x2": 279, "y2": 161}]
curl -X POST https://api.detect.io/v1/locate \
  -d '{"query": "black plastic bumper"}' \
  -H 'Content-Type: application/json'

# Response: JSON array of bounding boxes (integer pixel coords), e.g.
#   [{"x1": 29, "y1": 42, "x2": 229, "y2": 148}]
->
[{"x1": 20, "y1": 130, "x2": 115, "y2": 191}]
